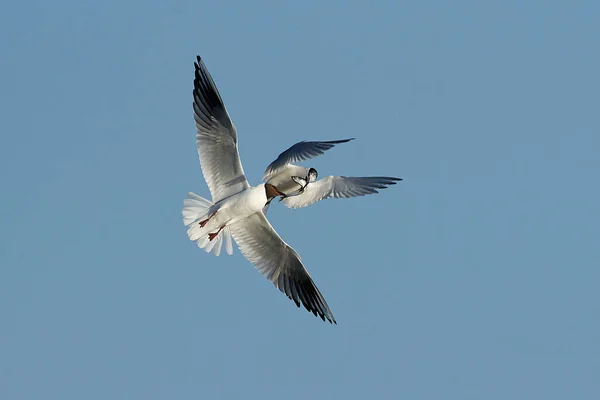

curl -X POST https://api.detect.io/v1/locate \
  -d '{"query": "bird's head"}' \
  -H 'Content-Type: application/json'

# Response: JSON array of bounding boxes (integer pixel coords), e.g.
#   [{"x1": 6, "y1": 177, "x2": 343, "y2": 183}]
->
[{"x1": 308, "y1": 167, "x2": 318, "y2": 183}]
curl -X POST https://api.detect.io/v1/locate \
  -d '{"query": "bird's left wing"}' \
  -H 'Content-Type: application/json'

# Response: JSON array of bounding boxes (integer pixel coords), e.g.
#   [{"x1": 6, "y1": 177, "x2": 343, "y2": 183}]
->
[{"x1": 229, "y1": 213, "x2": 336, "y2": 323}]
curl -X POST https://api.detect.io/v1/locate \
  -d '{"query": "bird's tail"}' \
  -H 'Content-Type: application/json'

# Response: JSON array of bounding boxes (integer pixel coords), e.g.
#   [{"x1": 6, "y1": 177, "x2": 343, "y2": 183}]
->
[{"x1": 182, "y1": 192, "x2": 233, "y2": 256}]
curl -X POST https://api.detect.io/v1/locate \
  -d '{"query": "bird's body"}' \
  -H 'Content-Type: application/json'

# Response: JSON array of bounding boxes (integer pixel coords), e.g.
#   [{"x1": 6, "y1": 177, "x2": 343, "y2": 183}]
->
[
  {"x1": 207, "y1": 185, "x2": 268, "y2": 229},
  {"x1": 185, "y1": 184, "x2": 267, "y2": 245}
]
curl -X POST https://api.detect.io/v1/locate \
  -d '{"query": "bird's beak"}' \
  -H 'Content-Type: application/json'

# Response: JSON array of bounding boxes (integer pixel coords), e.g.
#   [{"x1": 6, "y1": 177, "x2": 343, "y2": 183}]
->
[
  {"x1": 265, "y1": 183, "x2": 287, "y2": 201},
  {"x1": 276, "y1": 187, "x2": 288, "y2": 201},
  {"x1": 274, "y1": 187, "x2": 287, "y2": 197}
]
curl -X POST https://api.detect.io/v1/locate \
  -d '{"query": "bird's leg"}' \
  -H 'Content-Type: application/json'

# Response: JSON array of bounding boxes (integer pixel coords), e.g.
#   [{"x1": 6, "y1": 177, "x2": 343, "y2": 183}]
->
[
  {"x1": 208, "y1": 225, "x2": 226, "y2": 241},
  {"x1": 199, "y1": 211, "x2": 217, "y2": 228}
]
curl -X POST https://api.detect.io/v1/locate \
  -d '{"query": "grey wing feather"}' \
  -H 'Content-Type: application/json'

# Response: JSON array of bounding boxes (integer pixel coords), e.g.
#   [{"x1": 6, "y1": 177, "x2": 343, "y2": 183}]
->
[
  {"x1": 229, "y1": 213, "x2": 336, "y2": 324},
  {"x1": 193, "y1": 56, "x2": 249, "y2": 202},
  {"x1": 281, "y1": 176, "x2": 402, "y2": 209},
  {"x1": 263, "y1": 138, "x2": 354, "y2": 181}
]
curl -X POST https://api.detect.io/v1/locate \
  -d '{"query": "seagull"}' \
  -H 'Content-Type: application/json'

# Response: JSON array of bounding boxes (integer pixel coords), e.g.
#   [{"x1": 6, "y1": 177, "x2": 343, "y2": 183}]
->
[
  {"x1": 263, "y1": 140, "x2": 402, "y2": 209},
  {"x1": 182, "y1": 56, "x2": 336, "y2": 323}
]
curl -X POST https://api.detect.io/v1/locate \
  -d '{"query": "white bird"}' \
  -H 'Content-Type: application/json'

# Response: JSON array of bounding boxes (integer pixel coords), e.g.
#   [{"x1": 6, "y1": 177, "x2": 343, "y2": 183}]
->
[
  {"x1": 263, "y1": 140, "x2": 402, "y2": 209},
  {"x1": 182, "y1": 56, "x2": 336, "y2": 323}
]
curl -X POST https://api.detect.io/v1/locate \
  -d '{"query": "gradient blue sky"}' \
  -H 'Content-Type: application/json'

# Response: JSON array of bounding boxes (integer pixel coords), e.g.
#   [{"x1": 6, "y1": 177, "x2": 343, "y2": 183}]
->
[{"x1": 1, "y1": 1, "x2": 599, "y2": 399}]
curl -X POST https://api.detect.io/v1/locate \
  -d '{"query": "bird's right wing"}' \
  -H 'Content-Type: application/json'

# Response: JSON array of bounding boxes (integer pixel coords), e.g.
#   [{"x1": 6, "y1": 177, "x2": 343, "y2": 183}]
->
[
  {"x1": 229, "y1": 212, "x2": 336, "y2": 324},
  {"x1": 193, "y1": 56, "x2": 250, "y2": 202},
  {"x1": 263, "y1": 139, "x2": 354, "y2": 181},
  {"x1": 281, "y1": 176, "x2": 402, "y2": 209}
]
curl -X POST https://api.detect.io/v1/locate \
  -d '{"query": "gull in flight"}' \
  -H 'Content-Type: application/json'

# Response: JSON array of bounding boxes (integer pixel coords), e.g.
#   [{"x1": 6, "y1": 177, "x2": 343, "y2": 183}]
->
[
  {"x1": 263, "y1": 139, "x2": 402, "y2": 209},
  {"x1": 182, "y1": 56, "x2": 336, "y2": 323}
]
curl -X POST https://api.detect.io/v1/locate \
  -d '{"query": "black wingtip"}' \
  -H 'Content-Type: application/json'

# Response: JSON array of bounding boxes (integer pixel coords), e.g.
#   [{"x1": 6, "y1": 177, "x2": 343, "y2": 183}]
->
[
  {"x1": 333, "y1": 138, "x2": 354, "y2": 144},
  {"x1": 194, "y1": 56, "x2": 206, "y2": 73},
  {"x1": 379, "y1": 176, "x2": 403, "y2": 183}
]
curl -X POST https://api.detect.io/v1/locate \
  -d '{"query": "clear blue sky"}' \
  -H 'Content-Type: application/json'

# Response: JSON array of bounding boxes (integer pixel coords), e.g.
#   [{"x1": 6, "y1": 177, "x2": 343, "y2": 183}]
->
[{"x1": 1, "y1": 1, "x2": 599, "y2": 399}]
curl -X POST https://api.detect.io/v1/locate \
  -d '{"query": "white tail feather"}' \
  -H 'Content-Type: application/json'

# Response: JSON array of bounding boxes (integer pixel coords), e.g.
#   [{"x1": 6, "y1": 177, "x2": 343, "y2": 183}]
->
[{"x1": 182, "y1": 192, "x2": 233, "y2": 256}]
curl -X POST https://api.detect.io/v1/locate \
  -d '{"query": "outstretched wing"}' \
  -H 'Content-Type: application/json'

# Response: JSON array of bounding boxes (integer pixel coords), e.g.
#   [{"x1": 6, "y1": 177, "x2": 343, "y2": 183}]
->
[
  {"x1": 193, "y1": 56, "x2": 249, "y2": 202},
  {"x1": 281, "y1": 176, "x2": 402, "y2": 209},
  {"x1": 229, "y1": 213, "x2": 336, "y2": 324},
  {"x1": 263, "y1": 139, "x2": 354, "y2": 181}
]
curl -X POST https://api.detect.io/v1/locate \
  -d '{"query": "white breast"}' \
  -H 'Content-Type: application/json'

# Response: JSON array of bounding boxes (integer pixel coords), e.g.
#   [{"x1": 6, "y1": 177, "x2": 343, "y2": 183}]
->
[{"x1": 217, "y1": 185, "x2": 267, "y2": 227}]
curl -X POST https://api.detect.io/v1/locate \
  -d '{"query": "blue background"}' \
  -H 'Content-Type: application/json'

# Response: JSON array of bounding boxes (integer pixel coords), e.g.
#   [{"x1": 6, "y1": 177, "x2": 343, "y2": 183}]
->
[{"x1": 1, "y1": 1, "x2": 599, "y2": 399}]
